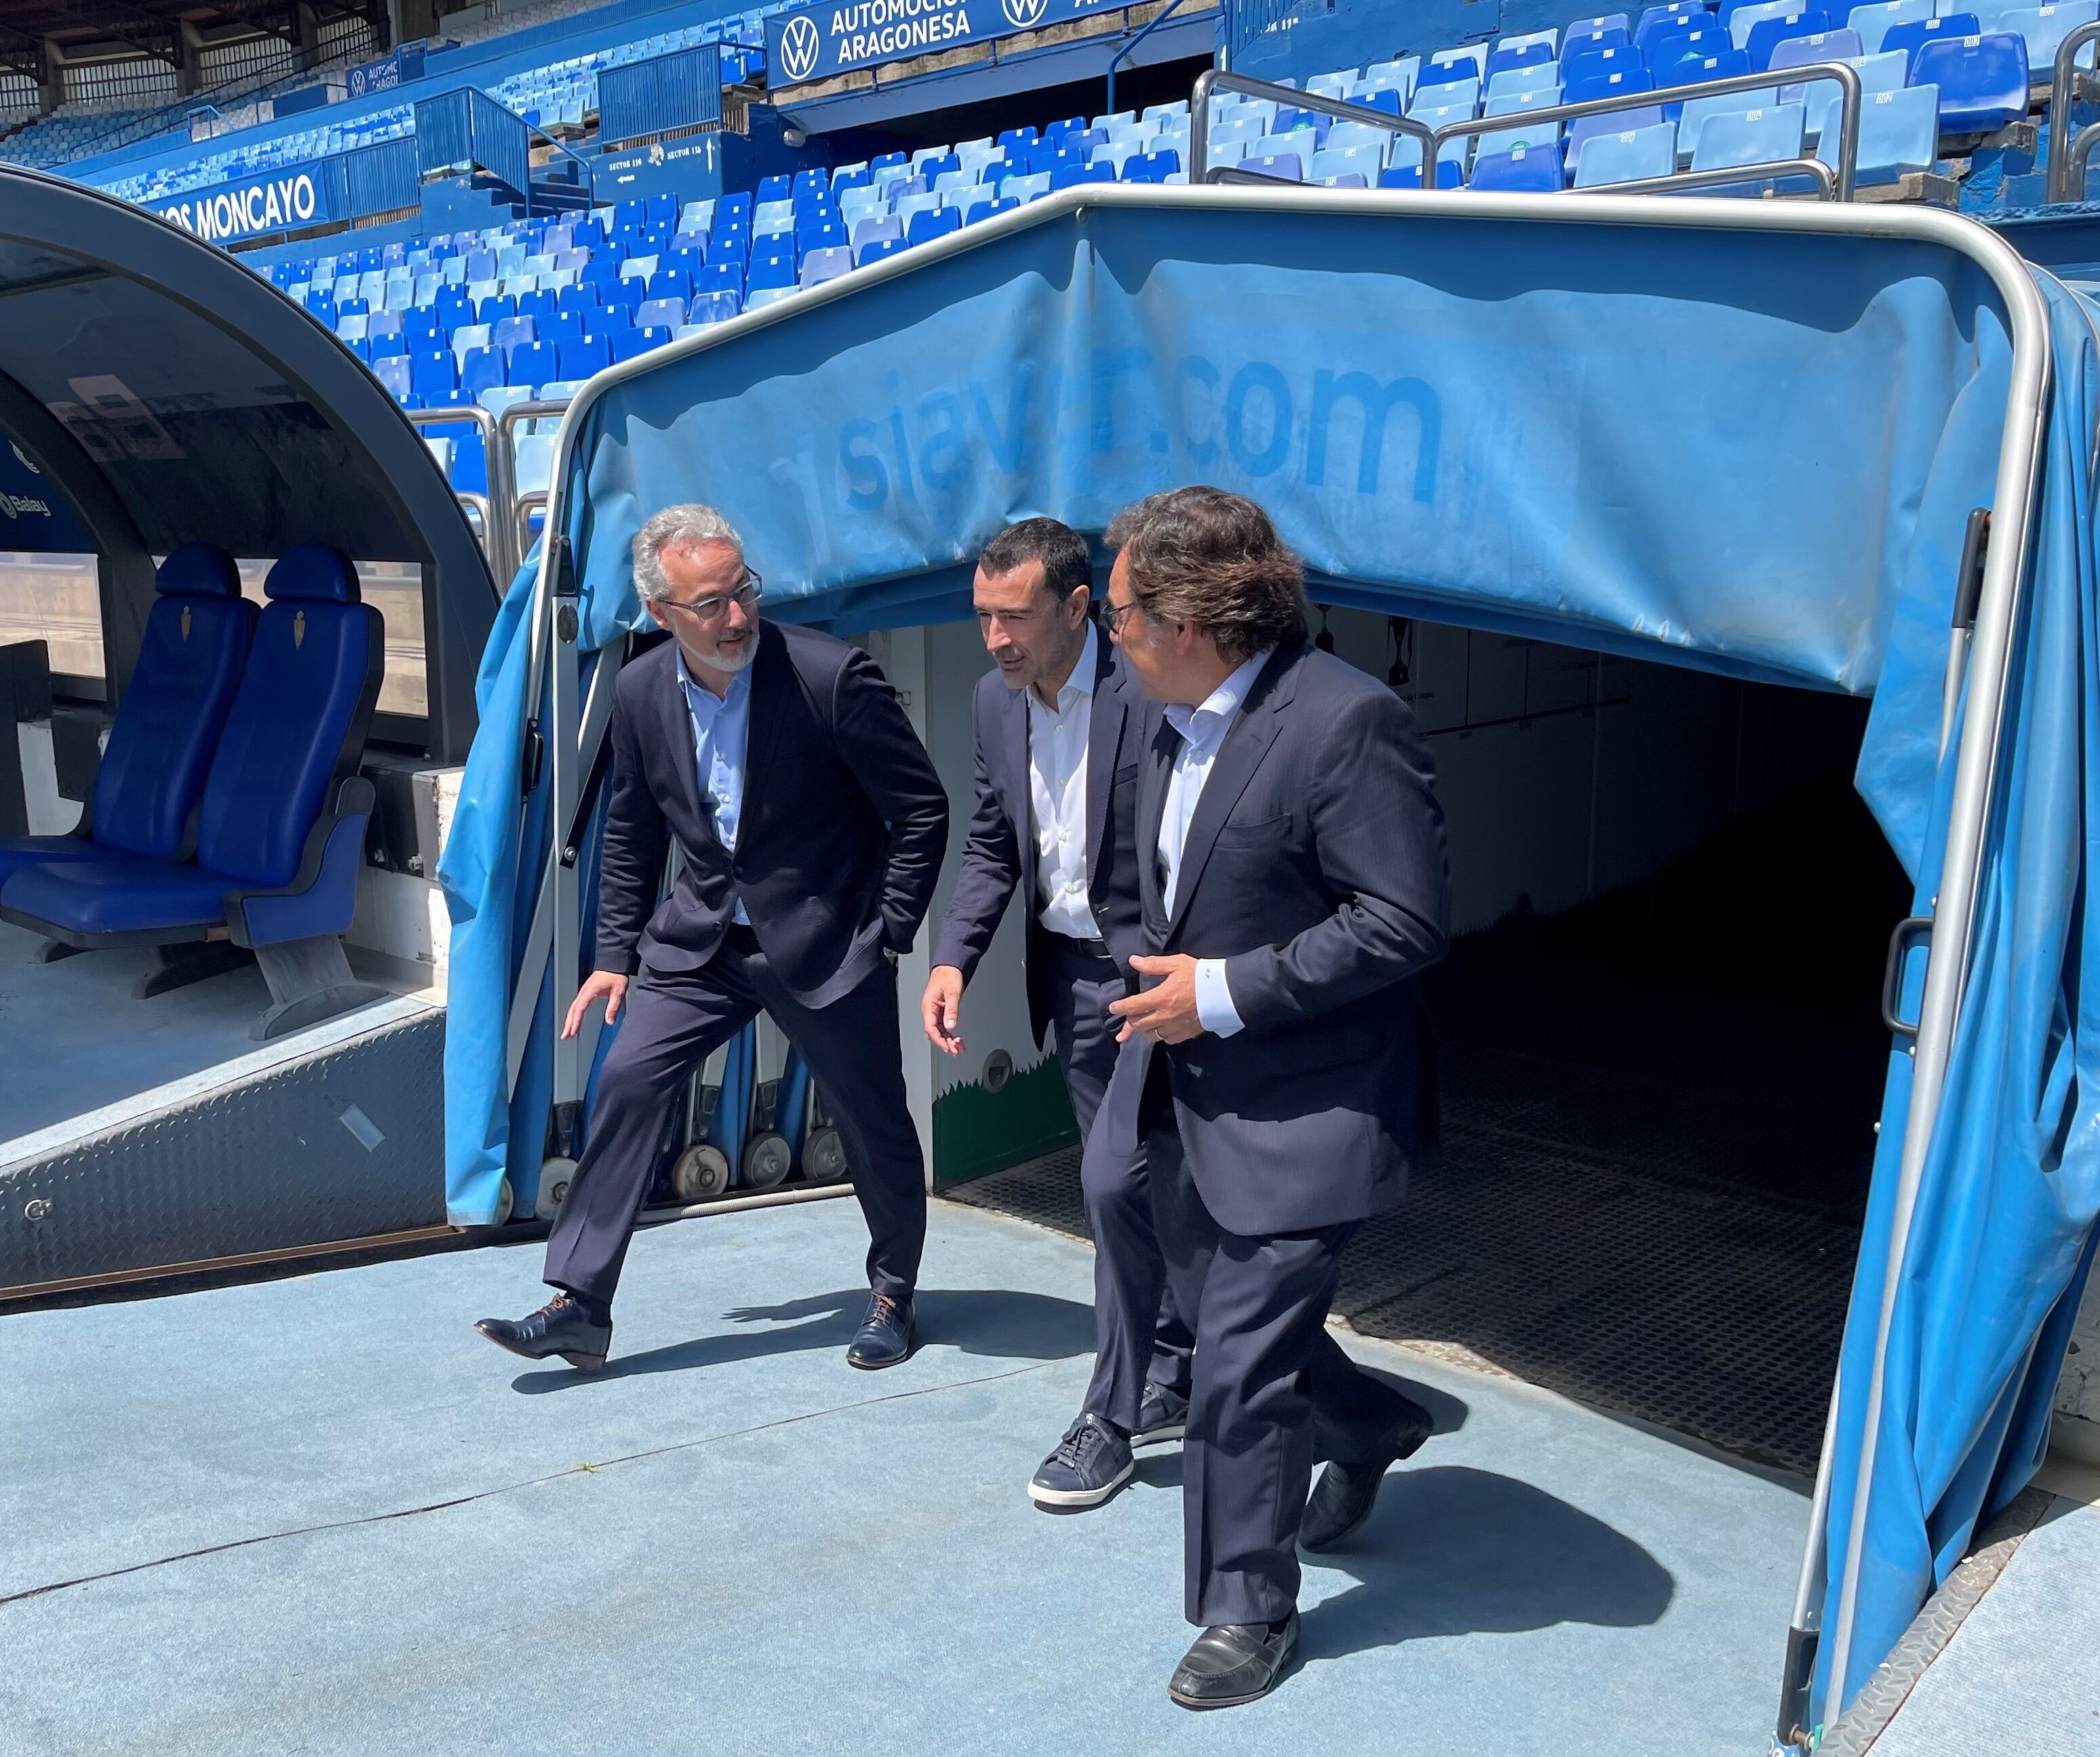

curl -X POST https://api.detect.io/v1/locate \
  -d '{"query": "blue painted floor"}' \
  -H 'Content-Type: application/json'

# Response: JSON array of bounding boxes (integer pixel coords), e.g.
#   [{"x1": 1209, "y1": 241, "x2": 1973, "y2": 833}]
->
[
  {"x1": 1874, "y1": 1488, "x2": 2100, "y2": 1755},
  {"x1": 0, "y1": 1199, "x2": 1808, "y2": 1756}
]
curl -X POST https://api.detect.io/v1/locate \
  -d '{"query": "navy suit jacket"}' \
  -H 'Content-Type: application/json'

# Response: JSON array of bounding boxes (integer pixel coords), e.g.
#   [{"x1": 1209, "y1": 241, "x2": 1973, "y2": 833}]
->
[
  {"x1": 930, "y1": 625, "x2": 1146, "y2": 1048},
  {"x1": 1100, "y1": 638, "x2": 1450, "y2": 1235},
  {"x1": 594, "y1": 621, "x2": 949, "y2": 1008}
]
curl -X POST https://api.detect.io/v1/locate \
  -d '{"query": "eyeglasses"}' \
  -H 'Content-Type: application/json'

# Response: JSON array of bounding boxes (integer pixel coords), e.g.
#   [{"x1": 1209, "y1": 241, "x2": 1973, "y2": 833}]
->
[
  {"x1": 1100, "y1": 597, "x2": 1141, "y2": 639},
  {"x1": 659, "y1": 569, "x2": 763, "y2": 626}
]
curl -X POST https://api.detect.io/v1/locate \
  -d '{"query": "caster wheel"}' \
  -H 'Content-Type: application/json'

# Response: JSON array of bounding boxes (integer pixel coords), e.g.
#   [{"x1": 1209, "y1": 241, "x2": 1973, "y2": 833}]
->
[
  {"x1": 497, "y1": 1177, "x2": 518, "y2": 1224},
  {"x1": 741, "y1": 1130, "x2": 793, "y2": 1190},
  {"x1": 534, "y1": 1157, "x2": 577, "y2": 1222},
  {"x1": 803, "y1": 1125, "x2": 849, "y2": 1184},
  {"x1": 672, "y1": 1142, "x2": 731, "y2": 1203}
]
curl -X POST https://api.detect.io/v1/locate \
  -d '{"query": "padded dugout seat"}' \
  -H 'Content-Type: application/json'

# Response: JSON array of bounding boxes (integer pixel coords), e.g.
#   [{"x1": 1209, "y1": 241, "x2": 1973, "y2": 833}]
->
[
  {"x1": 0, "y1": 543, "x2": 388, "y2": 1039},
  {"x1": 0, "y1": 543, "x2": 253, "y2": 889}
]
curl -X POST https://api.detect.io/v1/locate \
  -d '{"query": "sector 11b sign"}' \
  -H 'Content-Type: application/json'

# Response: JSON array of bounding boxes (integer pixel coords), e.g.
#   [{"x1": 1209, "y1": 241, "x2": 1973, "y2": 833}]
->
[{"x1": 766, "y1": 0, "x2": 1124, "y2": 85}]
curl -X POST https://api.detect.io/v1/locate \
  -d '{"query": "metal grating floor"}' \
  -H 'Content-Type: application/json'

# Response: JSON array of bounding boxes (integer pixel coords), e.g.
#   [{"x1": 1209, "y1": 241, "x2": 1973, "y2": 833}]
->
[{"x1": 950, "y1": 775, "x2": 1899, "y2": 1480}]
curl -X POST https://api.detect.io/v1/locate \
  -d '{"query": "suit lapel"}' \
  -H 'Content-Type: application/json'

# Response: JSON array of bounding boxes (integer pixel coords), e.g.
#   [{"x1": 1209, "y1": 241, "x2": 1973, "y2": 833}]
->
[
  {"x1": 995, "y1": 674, "x2": 1030, "y2": 843},
  {"x1": 739, "y1": 622, "x2": 792, "y2": 820},
  {"x1": 1137, "y1": 706, "x2": 1175, "y2": 932},
  {"x1": 1165, "y1": 644, "x2": 1300, "y2": 935},
  {"x1": 1083, "y1": 628, "x2": 1125, "y2": 884}
]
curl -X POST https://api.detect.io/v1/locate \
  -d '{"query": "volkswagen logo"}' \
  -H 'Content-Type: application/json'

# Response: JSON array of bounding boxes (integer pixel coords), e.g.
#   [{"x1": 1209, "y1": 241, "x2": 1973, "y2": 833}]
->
[
  {"x1": 778, "y1": 15, "x2": 822, "y2": 83},
  {"x1": 1002, "y1": 0, "x2": 1048, "y2": 24}
]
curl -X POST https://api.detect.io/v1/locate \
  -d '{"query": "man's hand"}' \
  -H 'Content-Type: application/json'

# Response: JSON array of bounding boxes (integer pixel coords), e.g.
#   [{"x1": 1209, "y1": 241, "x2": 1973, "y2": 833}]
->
[
  {"x1": 922, "y1": 965, "x2": 966, "y2": 1056},
  {"x1": 563, "y1": 969, "x2": 629, "y2": 1040},
  {"x1": 1110, "y1": 954, "x2": 1207, "y2": 1044}
]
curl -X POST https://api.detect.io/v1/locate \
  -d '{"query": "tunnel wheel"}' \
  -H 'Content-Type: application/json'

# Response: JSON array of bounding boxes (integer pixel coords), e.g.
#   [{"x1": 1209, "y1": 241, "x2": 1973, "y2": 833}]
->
[
  {"x1": 672, "y1": 1142, "x2": 731, "y2": 1203},
  {"x1": 803, "y1": 1125, "x2": 849, "y2": 1185},
  {"x1": 741, "y1": 1130, "x2": 793, "y2": 1191},
  {"x1": 534, "y1": 1157, "x2": 577, "y2": 1221}
]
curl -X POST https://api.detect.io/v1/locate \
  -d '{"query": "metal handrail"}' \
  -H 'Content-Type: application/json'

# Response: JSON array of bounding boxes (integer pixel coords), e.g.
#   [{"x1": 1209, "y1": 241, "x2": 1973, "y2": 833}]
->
[
  {"x1": 1187, "y1": 69, "x2": 1435, "y2": 184},
  {"x1": 1108, "y1": 0, "x2": 1194, "y2": 118},
  {"x1": 406, "y1": 402, "x2": 520, "y2": 584},
  {"x1": 520, "y1": 113, "x2": 596, "y2": 212},
  {"x1": 1427, "y1": 60, "x2": 1863, "y2": 202},
  {"x1": 2044, "y1": 18, "x2": 2100, "y2": 200}
]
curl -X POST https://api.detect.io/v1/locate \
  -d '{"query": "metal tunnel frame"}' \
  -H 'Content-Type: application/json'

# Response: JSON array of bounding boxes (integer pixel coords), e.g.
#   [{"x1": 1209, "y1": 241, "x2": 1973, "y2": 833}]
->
[{"x1": 503, "y1": 185, "x2": 2054, "y2": 1742}]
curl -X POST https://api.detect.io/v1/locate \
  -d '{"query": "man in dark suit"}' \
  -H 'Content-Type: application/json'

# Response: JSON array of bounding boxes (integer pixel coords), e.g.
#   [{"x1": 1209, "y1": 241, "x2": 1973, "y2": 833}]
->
[
  {"x1": 1095, "y1": 486, "x2": 1450, "y2": 1709},
  {"x1": 475, "y1": 504, "x2": 948, "y2": 1372},
  {"x1": 921, "y1": 518, "x2": 1194, "y2": 1511}
]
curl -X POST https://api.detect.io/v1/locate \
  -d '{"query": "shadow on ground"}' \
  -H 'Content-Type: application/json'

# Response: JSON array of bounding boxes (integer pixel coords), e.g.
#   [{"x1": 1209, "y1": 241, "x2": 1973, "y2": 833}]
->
[{"x1": 509, "y1": 1286, "x2": 1097, "y2": 1392}]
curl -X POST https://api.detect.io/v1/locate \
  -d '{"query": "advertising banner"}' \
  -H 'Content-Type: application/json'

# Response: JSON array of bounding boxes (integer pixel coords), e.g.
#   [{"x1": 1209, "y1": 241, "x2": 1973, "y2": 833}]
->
[
  {"x1": 155, "y1": 160, "x2": 346, "y2": 244},
  {"x1": 764, "y1": 0, "x2": 1127, "y2": 85}
]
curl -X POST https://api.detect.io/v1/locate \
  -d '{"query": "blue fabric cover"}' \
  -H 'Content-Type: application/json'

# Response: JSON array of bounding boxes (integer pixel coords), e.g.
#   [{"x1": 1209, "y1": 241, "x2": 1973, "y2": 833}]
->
[
  {"x1": 155, "y1": 540, "x2": 241, "y2": 598},
  {"x1": 263, "y1": 541, "x2": 359, "y2": 604}
]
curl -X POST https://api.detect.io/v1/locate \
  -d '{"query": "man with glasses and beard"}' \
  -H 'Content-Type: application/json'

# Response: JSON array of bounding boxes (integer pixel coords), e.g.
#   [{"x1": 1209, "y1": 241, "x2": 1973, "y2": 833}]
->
[{"x1": 475, "y1": 505, "x2": 948, "y2": 1373}]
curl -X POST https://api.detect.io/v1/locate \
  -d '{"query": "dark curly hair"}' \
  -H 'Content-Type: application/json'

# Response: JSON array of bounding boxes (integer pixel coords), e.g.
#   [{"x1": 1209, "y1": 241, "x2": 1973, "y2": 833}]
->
[{"x1": 1104, "y1": 486, "x2": 1308, "y2": 665}]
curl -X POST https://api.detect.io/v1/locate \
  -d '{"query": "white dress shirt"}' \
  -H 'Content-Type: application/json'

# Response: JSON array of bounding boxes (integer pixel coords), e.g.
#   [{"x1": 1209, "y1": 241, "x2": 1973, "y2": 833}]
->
[
  {"x1": 1159, "y1": 648, "x2": 1272, "y2": 1038},
  {"x1": 1027, "y1": 635, "x2": 1097, "y2": 940},
  {"x1": 676, "y1": 649, "x2": 753, "y2": 926}
]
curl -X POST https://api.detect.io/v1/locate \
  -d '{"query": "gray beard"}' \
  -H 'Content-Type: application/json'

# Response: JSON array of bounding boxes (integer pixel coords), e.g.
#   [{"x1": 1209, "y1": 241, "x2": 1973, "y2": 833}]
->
[{"x1": 686, "y1": 636, "x2": 756, "y2": 677}]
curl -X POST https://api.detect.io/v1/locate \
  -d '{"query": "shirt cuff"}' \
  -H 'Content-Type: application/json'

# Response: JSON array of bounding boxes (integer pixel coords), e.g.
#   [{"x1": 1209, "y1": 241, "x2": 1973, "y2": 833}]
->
[{"x1": 1194, "y1": 959, "x2": 1245, "y2": 1037}]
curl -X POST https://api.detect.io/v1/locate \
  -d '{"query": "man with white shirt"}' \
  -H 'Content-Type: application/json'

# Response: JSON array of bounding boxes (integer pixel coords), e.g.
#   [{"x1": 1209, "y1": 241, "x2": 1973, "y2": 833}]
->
[
  {"x1": 924, "y1": 518, "x2": 1194, "y2": 1509},
  {"x1": 475, "y1": 505, "x2": 948, "y2": 1374},
  {"x1": 1095, "y1": 487, "x2": 1451, "y2": 1710}
]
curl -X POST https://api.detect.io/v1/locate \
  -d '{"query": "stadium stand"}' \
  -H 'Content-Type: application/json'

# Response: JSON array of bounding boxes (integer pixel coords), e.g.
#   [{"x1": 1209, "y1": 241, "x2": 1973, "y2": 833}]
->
[{"x1": 6, "y1": 0, "x2": 2090, "y2": 523}]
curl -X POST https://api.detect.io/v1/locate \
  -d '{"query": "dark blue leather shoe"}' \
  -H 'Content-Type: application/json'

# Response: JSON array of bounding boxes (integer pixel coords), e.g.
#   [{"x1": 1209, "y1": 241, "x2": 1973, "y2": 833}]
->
[
  {"x1": 1132, "y1": 1383, "x2": 1189, "y2": 1448},
  {"x1": 474, "y1": 1293, "x2": 612, "y2": 1370},
  {"x1": 1299, "y1": 1399, "x2": 1434, "y2": 1551},
  {"x1": 846, "y1": 1291, "x2": 914, "y2": 1369},
  {"x1": 1168, "y1": 1612, "x2": 1298, "y2": 1710},
  {"x1": 1028, "y1": 1412, "x2": 1135, "y2": 1509}
]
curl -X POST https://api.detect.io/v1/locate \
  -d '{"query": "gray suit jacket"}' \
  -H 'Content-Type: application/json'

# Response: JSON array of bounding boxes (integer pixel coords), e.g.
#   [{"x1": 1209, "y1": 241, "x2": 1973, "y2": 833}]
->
[{"x1": 1100, "y1": 638, "x2": 1450, "y2": 1235}]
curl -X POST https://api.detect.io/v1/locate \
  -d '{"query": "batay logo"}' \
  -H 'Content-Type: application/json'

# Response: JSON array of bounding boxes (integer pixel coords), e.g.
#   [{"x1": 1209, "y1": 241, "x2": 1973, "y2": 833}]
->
[
  {"x1": 779, "y1": 14, "x2": 822, "y2": 82},
  {"x1": 1002, "y1": 0, "x2": 1047, "y2": 25},
  {"x1": 0, "y1": 490, "x2": 52, "y2": 518}
]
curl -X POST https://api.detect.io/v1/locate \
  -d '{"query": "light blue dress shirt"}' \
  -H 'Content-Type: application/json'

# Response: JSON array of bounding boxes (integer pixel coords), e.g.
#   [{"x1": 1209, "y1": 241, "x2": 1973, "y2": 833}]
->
[
  {"x1": 676, "y1": 649, "x2": 753, "y2": 927},
  {"x1": 1159, "y1": 648, "x2": 1272, "y2": 1038}
]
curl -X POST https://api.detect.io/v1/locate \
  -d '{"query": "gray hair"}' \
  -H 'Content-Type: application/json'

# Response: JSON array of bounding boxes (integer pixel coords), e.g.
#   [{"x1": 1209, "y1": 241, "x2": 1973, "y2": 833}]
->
[{"x1": 633, "y1": 504, "x2": 743, "y2": 601}]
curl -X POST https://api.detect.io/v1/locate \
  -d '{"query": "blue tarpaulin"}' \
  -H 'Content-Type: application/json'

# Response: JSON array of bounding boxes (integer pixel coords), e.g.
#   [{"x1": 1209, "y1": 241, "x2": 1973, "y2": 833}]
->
[{"x1": 434, "y1": 193, "x2": 2100, "y2": 1720}]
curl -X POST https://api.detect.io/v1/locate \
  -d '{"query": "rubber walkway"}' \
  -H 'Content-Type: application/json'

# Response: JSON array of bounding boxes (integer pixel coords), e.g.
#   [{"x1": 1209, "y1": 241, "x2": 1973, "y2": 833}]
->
[{"x1": 0, "y1": 1199, "x2": 1806, "y2": 1756}]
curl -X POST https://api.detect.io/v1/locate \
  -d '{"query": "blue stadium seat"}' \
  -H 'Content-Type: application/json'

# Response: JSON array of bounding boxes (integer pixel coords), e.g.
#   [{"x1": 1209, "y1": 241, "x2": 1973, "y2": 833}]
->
[
  {"x1": 1241, "y1": 151, "x2": 1307, "y2": 180},
  {"x1": 1848, "y1": 0, "x2": 1932, "y2": 52},
  {"x1": 1746, "y1": 9, "x2": 1835, "y2": 67},
  {"x1": 1488, "y1": 37, "x2": 1557, "y2": 77},
  {"x1": 1691, "y1": 98, "x2": 1810, "y2": 185},
  {"x1": 1911, "y1": 31, "x2": 2027, "y2": 129},
  {"x1": 558, "y1": 335, "x2": 612, "y2": 379},
  {"x1": 1882, "y1": 12, "x2": 1981, "y2": 66},
  {"x1": 688, "y1": 290, "x2": 743, "y2": 324},
  {"x1": 1125, "y1": 147, "x2": 1183, "y2": 182},
  {"x1": 491, "y1": 313, "x2": 537, "y2": 358},
  {"x1": 459, "y1": 346, "x2": 507, "y2": 404},
  {"x1": 906, "y1": 208, "x2": 963, "y2": 246},
  {"x1": 644, "y1": 268, "x2": 693, "y2": 303},
  {"x1": 635, "y1": 296, "x2": 685, "y2": 332},
  {"x1": 695, "y1": 260, "x2": 743, "y2": 299},
  {"x1": 800, "y1": 246, "x2": 854, "y2": 286},
  {"x1": 1416, "y1": 56, "x2": 1479, "y2": 90},
  {"x1": 435, "y1": 286, "x2": 474, "y2": 330},
  {"x1": 611, "y1": 327, "x2": 672, "y2": 362},
  {"x1": 0, "y1": 545, "x2": 384, "y2": 982},
  {"x1": 556, "y1": 282, "x2": 602, "y2": 318},
  {"x1": 1637, "y1": 3, "x2": 1714, "y2": 53},
  {"x1": 518, "y1": 287, "x2": 559, "y2": 324},
  {"x1": 539, "y1": 311, "x2": 584, "y2": 348},
  {"x1": 411, "y1": 350, "x2": 458, "y2": 404},
  {"x1": 1572, "y1": 117, "x2": 1681, "y2": 181},
  {"x1": 1049, "y1": 160, "x2": 1115, "y2": 189},
  {"x1": 1470, "y1": 142, "x2": 1570, "y2": 188},
  {"x1": 593, "y1": 301, "x2": 634, "y2": 335},
  {"x1": 965, "y1": 194, "x2": 1023, "y2": 223},
  {"x1": 1563, "y1": 18, "x2": 1636, "y2": 57},
  {"x1": 511, "y1": 340, "x2": 560, "y2": 389},
  {"x1": 373, "y1": 355, "x2": 414, "y2": 402},
  {"x1": 756, "y1": 173, "x2": 793, "y2": 202},
  {"x1": 1566, "y1": 60, "x2": 1656, "y2": 102},
  {"x1": 1378, "y1": 159, "x2": 1465, "y2": 187},
  {"x1": 478, "y1": 294, "x2": 519, "y2": 326},
  {"x1": 0, "y1": 545, "x2": 252, "y2": 889},
  {"x1": 994, "y1": 128, "x2": 1036, "y2": 150}
]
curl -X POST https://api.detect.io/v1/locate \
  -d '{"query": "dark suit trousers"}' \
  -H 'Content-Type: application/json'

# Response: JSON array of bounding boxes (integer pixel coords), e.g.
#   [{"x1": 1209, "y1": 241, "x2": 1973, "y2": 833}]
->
[
  {"x1": 1148, "y1": 1097, "x2": 1425, "y2": 1627},
  {"x1": 1051, "y1": 938, "x2": 1194, "y2": 1428},
  {"x1": 543, "y1": 933, "x2": 926, "y2": 1307}
]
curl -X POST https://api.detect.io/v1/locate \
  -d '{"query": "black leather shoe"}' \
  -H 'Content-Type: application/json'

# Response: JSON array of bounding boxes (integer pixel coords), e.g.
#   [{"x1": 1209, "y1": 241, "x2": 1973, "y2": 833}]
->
[
  {"x1": 1131, "y1": 1383, "x2": 1188, "y2": 1448},
  {"x1": 846, "y1": 1292, "x2": 914, "y2": 1369},
  {"x1": 1168, "y1": 1612, "x2": 1299, "y2": 1710},
  {"x1": 1299, "y1": 1402, "x2": 1434, "y2": 1552},
  {"x1": 473, "y1": 1293, "x2": 611, "y2": 1370}
]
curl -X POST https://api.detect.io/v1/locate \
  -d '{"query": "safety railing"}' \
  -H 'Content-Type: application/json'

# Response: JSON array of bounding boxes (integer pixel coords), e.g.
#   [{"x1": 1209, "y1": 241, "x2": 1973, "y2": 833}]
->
[
  {"x1": 407, "y1": 402, "x2": 522, "y2": 585},
  {"x1": 1187, "y1": 69, "x2": 1435, "y2": 185},
  {"x1": 1426, "y1": 61, "x2": 1861, "y2": 202},
  {"x1": 520, "y1": 113, "x2": 598, "y2": 210},
  {"x1": 1107, "y1": 0, "x2": 1195, "y2": 119},
  {"x1": 492, "y1": 393, "x2": 572, "y2": 592},
  {"x1": 2044, "y1": 18, "x2": 2100, "y2": 201}
]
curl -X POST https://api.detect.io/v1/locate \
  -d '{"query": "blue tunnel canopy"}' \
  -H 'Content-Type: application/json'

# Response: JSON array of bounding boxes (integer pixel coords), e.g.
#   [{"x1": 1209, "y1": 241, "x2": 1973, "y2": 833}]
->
[{"x1": 440, "y1": 187, "x2": 2100, "y2": 1734}]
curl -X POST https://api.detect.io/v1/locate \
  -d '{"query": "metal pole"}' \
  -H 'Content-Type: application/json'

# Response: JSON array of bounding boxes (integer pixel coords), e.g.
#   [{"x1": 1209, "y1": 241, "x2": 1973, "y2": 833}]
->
[
  {"x1": 1108, "y1": 0, "x2": 1191, "y2": 118},
  {"x1": 1817, "y1": 230, "x2": 2051, "y2": 1725},
  {"x1": 2045, "y1": 20, "x2": 2100, "y2": 202}
]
